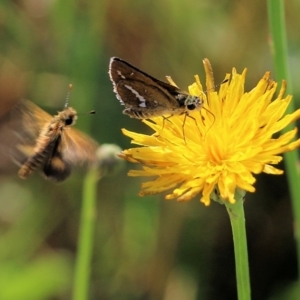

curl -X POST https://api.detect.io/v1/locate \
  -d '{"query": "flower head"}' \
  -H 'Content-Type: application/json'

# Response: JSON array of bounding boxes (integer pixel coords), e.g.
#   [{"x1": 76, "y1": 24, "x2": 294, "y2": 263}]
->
[{"x1": 119, "y1": 59, "x2": 300, "y2": 205}]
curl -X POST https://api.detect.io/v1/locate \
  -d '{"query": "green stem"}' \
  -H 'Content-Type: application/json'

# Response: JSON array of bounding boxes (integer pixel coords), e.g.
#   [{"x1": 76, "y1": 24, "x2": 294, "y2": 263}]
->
[
  {"x1": 73, "y1": 168, "x2": 99, "y2": 300},
  {"x1": 224, "y1": 194, "x2": 251, "y2": 300},
  {"x1": 267, "y1": 0, "x2": 291, "y2": 93},
  {"x1": 267, "y1": 0, "x2": 300, "y2": 273}
]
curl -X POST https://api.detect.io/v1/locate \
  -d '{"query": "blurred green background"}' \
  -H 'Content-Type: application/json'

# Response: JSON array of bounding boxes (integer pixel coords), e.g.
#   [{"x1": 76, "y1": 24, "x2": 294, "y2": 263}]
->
[{"x1": 0, "y1": 0, "x2": 300, "y2": 299}]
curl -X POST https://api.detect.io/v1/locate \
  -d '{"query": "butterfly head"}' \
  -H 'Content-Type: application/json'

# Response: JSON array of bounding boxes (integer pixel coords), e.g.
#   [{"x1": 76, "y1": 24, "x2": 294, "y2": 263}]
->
[
  {"x1": 184, "y1": 95, "x2": 204, "y2": 111},
  {"x1": 60, "y1": 107, "x2": 78, "y2": 127},
  {"x1": 175, "y1": 94, "x2": 204, "y2": 112}
]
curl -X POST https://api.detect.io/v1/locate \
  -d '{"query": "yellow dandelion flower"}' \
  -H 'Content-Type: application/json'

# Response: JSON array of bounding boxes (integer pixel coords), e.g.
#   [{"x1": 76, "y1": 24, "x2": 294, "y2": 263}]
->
[{"x1": 119, "y1": 59, "x2": 300, "y2": 206}]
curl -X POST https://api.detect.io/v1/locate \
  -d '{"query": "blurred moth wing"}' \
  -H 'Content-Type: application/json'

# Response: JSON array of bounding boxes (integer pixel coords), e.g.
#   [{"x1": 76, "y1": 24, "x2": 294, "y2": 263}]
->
[
  {"x1": 0, "y1": 99, "x2": 98, "y2": 181},
  {"x1": 109, "y1": 57, "x2": 204, "y2": 119}
]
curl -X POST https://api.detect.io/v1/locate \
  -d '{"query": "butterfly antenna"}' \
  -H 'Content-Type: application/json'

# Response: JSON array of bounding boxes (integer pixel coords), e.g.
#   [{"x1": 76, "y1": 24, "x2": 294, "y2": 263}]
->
[
  {"x1": 205, "y1": 79, "x2": 228, "y2": 106},
  {"x1": 64, "y1": 84, "x2": 73, "y2": 108},
  {"x1": 199, "y1": 78, "x2": 227, "y2": 137},
  {"x1": 64, "y1": 84, "x2": 96, "y2": 115},
  {"x1": 77, "y1": 110, "x2": 97, "y2": 116},
  {"x1": 207, "y1": 78, "x2": 228, "y2": 92}
]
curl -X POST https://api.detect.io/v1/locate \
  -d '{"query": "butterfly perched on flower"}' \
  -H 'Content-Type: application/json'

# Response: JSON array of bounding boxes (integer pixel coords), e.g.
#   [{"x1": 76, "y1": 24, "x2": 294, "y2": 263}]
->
[{"x1": 109, "y1": 57, "x2": 204, "y2": 119}]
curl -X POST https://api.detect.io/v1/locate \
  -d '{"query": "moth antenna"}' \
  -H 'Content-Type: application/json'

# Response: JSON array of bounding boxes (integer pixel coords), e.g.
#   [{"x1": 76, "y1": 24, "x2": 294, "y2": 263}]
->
[
  {"x1": 206, "y1": 78, "x2": 228, "y2": 92},
  {"x1": 168, "y1": 79, "x2": 228, "y2": 144},
  {"x1": 201, "y1": 78, "x2": 227, "y2": 132},
  {"x1": 217, "y1": 78, "x2": 229, "y2": 87},
  {"x1": 77, "y1": 110, "x2": 96, "y2": 116},
  {"x1": 64, "y1": 84, "x2": 73, "y2": 108},
  {"x1": 205, "y1": 79, "x2": 228, "y2": 106}
]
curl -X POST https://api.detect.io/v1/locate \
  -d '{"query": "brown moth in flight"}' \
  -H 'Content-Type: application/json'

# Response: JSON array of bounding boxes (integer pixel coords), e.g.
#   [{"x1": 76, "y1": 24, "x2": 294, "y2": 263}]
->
[{"x1": 0, "y1": 85, "x2": 98, "y2": 181}]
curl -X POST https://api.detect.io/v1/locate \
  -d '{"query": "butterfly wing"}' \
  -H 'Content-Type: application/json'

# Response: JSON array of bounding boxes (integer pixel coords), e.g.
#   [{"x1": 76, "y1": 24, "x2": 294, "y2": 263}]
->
[
  {"x1": 41, "y1": 127, "x2": 98, "y2": 181},
  {"x1": 0, "y1": 99, "x2": 52, "y2": 174},
  {"x1": 109, "y1": 57, "x2": 185, "y2": 118},
  {"x1": 62, "y1": 127, "x2": 99, "y2": 166}
]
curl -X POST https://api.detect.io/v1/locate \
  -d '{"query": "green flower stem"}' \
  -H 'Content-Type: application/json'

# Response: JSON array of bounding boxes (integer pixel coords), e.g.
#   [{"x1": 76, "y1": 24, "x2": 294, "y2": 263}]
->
[
  {"x1": 225, "y1": 196, "x2": 251, "y2": 300},
  {"x1": 73, "y1": 168, "x2": 99, "y2": 300},
  {"x1": 267, "y1": 0, "x2": 300, "y2": 272}
]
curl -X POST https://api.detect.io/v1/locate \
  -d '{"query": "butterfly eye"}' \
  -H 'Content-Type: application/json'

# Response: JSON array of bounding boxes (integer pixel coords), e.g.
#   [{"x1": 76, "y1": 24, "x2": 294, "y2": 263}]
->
[
  {"x1": 65, "y1": 116, "x2": 74, "y2": 126},
  {"x1": 187, "y1": 103, "x2": 196, "y2": 110}
]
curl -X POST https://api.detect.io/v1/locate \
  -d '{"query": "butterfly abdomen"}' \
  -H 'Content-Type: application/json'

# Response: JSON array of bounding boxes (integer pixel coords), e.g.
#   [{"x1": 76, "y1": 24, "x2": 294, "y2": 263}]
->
[
  {"x1": 43, "y1": 154, "x2": 71, "y2": 181},
  {"x1": 18, "y1": 146, "x2": 53, "y2": 178},
  {"x1": 18, "y1": 123, "x2": 60, "y2": 179}
]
